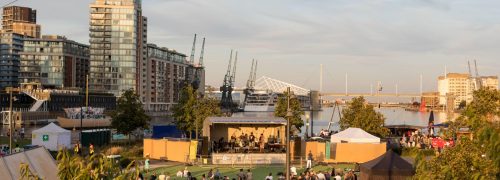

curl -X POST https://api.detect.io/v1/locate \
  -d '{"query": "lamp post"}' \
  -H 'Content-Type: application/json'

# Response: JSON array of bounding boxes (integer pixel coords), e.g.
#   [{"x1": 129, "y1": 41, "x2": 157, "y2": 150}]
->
[
  {"x1": 305, "y1": 113, "x2": 310, "y2": 139},
  {"x1": 285, "y1": 87, "x2": 293, "y2": 180},
  {"x1": 9, "y1": 90, "x2": 13, "y2": 154}
]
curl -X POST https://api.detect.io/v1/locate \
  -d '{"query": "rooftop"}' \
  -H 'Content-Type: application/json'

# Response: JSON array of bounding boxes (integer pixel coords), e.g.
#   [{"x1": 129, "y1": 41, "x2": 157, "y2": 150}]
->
[{"x1": 205, "y1": 117, "x2": 287, "y2": 125}]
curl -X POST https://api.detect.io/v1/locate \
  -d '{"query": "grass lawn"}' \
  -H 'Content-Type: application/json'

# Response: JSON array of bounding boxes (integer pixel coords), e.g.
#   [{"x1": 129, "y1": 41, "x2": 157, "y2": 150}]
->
[
  {"x1": 144, "y1": 164, "x2": 354, "y2": 179},
  {"x1": 0, "y1": 136, "x2": 31, "y2": 147}
]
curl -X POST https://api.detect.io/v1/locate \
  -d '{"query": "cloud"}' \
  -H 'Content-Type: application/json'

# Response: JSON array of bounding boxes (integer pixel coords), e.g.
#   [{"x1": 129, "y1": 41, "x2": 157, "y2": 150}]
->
[{"x1": 13, "y1": 0, "x2": 500, "y2": 92}]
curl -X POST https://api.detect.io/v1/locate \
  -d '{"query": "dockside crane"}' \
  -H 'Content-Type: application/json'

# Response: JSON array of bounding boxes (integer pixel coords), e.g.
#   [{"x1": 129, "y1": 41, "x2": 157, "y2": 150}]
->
[
  {"x1": 189, "y1": 34, "x2": 197, "y2": 64},
  {"x1": 244, "y1": 59, "x2": 258, "y2": 102},
  {"x1": 192, "y1": 37, "x2": 205, "y2": 91},
  {"x1": 474, "y1": 60, "x2": 482, "y2": 88},
  {"x1": 468, "y1": 60, "x2": 477, "y2": 90},
  {"x1": 198, "y1": 37, "x2": 205, "y2": 67},
  {"x1": 230, "y1": 51, "x2": 238, "y2": 87},
  {"x1": 220, "y1": 50, "x2": 234, "y2": 110}
]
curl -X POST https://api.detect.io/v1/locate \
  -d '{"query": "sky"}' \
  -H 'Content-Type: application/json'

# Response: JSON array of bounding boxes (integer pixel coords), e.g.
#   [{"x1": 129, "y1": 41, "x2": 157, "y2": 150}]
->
[{"x1": 8, "y1": 0, "x2": 500, "y2": 94}]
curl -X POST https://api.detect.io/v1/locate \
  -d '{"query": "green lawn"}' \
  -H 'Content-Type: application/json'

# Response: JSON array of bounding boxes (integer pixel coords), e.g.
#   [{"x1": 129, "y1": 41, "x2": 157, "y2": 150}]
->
[
  {"x1": 0, "y1": 136, "x2": 31, "y2": 147},
  {"x1": 144, "y1": 164, "x2": 354, "y2": 179}
]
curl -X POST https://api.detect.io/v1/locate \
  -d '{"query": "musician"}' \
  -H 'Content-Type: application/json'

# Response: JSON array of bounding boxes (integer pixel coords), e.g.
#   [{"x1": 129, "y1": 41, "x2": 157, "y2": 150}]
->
[
  {"x1": 259, "y1": 133, "x2": 265, "y2": 153},
  {"x1": 230, "y1": 135, "x2": 236, "y2": 150},
  {"x1": 249, "y1": 132, "x2": 256, "y2": 147}
]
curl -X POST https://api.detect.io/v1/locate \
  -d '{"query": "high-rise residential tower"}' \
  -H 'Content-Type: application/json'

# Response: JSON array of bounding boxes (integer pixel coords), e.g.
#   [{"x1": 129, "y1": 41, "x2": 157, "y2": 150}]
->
[
  {"x1": 1, "y1": 6, "x2": 41, "y2": 38},
  {"x1": 89, "y1": 0, "x2": 146, "y2": 96}
]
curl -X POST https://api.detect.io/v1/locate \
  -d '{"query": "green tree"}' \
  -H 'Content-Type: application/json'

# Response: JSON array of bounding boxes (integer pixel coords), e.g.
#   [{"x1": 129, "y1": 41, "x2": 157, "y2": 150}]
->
[
  {"x1": 339, "y1": 96, "x2": 389, "y2": 137},
  {"x1": 111, "y1": 89, "x2": 151, "y2": 142},
  {"x1": 172, "y1": 85, "x2": 197, "y2": 138},
  {"x1": 415, "y1": 88, "x2": 500, "y2": 179},
  {"x1": 173, "y1": 85, "x2": 222, "y2": 139},
  {"x1": 194, "y1": 97, "x2": 222, "y2": 139},
  {"x1": 458, "y1": 100, "x2": 466, "y2": 110},
  {"x1": 274, "y1": 91, "x2": 305, "y2": 134}
]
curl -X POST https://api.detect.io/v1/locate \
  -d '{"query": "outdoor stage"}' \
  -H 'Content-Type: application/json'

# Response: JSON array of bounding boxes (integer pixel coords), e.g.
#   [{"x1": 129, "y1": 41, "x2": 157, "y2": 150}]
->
[
  {"x1": 203, "y1": 117, "x2": 288, "y2": 165},
  {"x1": 212, "y1": 153, "x2": 286, "y2": 165}
]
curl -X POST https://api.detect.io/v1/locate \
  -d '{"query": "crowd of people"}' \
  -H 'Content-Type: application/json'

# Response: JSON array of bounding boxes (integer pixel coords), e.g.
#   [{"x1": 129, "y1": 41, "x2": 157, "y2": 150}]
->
[
  {"x1": 399, "y1": 129, "x2": 454, "y2": 151},
  {"x1": 137, "y1": 166, "x2": 360, "y2": 180}
]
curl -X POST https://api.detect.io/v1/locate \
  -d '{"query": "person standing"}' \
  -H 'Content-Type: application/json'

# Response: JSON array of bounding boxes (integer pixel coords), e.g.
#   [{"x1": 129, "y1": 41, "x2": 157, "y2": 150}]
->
[
  {"x1": 307, "y1": 151, "x2": 313, "y2": 168},
  {"x1": 74, "y1": 142, "x2": 80, "y2": 155},
  {"x1": 20, "y1": 126, "x2": 25, "y2": 139},
  {"x1": 89, "y1": 143, "x2": 95, "y2": 156},
  {"x1": 259, "y1": 134, "x2": 265, "y2": 153},
  {"x1": 144, "y1": 156, "x2": 150, "y2": 173}
]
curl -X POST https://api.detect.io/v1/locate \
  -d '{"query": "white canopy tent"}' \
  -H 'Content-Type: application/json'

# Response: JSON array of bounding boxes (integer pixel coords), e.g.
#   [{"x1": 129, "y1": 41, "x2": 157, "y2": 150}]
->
[
  {"x1": 331, "y1": 127, "x2": 380, "y2": 143},
  {"x1": 32, "y1": 123, "x2": 72, "y2": 151}
]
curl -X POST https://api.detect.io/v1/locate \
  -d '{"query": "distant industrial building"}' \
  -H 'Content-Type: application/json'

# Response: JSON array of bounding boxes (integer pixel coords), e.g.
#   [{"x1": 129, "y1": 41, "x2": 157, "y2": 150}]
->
[
  {"x1": 19, "y1": 35, "x2": 90, "y2": 89},
  {"x1": 479, "y1": 76, "x2": 498, "y2": 90},
  {"x1": 421, "y1": 92, "x2": 439, "y2": 108},
  {"x1": 1, "y1": 6, "x2": 40, "y2": 38},
  {"x1": 438, "y1": 73, "x2": 499, "y2": 108}
]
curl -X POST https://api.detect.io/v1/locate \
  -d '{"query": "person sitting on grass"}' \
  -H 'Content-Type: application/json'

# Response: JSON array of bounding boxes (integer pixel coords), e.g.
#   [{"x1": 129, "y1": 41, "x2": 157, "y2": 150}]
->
[
  {"x1": 214, "y1": 169, "x2": 221, "y2": 179},
  {"x1": 207, "y1": 169, "x2": 214, "y2": 179},
  {"x1": 150, "y1": 173, "x2": 157, "y2": 180},
  {"x1": 183, "y1": 167, "x2": 190, "y2": 177},
  {"x1": 246, "y1": 169, "x2": 253, "y2": 180},
  {"x1": 265, "y1": 173, "x2": 273, "y2": 180},
  {"x1": 237, "y1": 169, "x2": 246, "y2": 180},
  {"x1": 176, "y1": 170, "x2": 183, "y2": 177}
]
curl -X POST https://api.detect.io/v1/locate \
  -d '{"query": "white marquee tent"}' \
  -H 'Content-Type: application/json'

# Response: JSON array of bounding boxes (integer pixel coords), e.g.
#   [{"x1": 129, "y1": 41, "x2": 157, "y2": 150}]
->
[
  {"x1": 32, "y1": 123, "x2": 71, "y2": 151},
  {"x1": 331, "y1": 127, "x2": 380, "y2": 143}
]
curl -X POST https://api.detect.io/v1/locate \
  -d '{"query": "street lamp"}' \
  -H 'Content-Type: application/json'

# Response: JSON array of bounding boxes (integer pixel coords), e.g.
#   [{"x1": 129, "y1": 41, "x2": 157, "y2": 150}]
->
[
  {"x1": 285, "y1": 87, "x2": 294, "y2": 180},
  {"x1": 8, "y1": 89, "x2": 18, "y2": 154},
  {"x1": 305, "y1": 113, "x2": 310, "y2": 139}
]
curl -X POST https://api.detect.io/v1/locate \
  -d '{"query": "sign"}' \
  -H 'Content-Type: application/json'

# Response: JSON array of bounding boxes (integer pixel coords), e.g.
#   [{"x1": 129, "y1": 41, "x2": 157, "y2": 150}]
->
[{"x1": 42, "y1": 134, "x2": 49, "y2": 141}]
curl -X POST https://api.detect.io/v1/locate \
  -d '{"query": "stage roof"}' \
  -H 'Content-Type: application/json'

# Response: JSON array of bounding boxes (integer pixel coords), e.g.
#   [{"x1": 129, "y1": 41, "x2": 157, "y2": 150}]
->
[{"x1": 205, "y1": 117, "x2": 287, "y2": 125}]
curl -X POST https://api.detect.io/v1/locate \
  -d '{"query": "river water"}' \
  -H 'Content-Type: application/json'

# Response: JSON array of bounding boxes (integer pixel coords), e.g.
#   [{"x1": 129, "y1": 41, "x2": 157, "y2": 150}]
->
[{"x1": 233, "y1": 107, "x2": 459, "y2": 135}]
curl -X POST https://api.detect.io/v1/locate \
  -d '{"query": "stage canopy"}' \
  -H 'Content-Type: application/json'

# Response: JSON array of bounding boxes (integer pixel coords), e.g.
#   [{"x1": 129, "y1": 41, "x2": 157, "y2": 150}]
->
[
  {"x1": 360, "y1": 151, "x2": 415, "y2": 180},
  {"x1": 330, "y1": 127, "x2": 380, "y2": 143},
  {"x1": 202, "y1": 116, "x2": 287, "y2": 143}
]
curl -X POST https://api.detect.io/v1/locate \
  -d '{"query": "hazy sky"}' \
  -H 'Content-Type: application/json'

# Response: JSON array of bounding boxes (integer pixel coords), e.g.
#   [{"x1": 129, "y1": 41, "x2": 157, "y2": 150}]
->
[{"x1": 10, "y1": 0, "x2": 500, "y2": 93}]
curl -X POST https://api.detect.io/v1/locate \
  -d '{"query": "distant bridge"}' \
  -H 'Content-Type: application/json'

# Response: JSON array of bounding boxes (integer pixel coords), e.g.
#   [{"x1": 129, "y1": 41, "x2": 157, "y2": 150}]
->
[{"x1": 320, "y1": 93, "x2": 442, "y2": 98}]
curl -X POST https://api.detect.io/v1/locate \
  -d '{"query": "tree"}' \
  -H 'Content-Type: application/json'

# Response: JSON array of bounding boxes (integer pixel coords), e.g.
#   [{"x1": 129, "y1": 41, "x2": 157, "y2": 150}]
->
[
  {"x1": 172, "y1": 85, "x2": 197, "y2": 138},
  {"x1": 415, "y1": 88, "x2": 500, "y2": 179},
  {"x1": 172, "y1": 85, "x2": 222, "y2": 139},
  {"x1": 274, "y1": 91, "x2": 305, "y2": 134},
  {"x1": 193, "y1": 97, "x2": 222, "y2": 139},
  {"x1": 458, "y1": 100, "x2": 466, "y2": 110},
  {"x1": 111, "y1": 89, "x2": 151, "y2": 142},
  {"x1": 339, "y1": 96, "x2": 389, "y2": 138}
]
